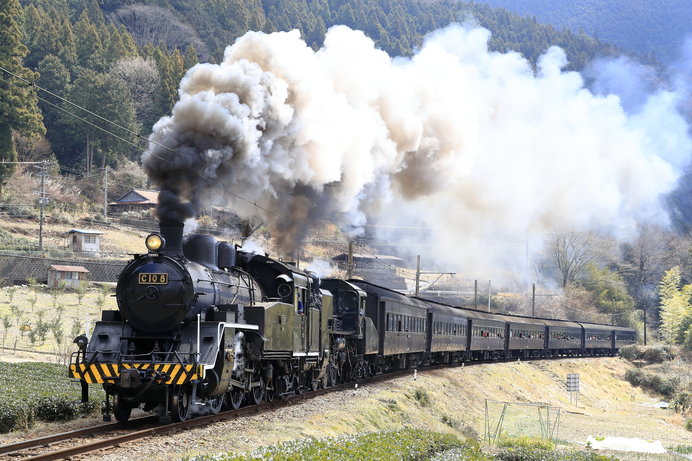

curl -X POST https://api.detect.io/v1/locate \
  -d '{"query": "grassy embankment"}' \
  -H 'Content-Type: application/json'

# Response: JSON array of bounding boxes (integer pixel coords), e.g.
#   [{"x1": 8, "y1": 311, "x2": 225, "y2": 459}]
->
[{"x1": 166, "y1": 356, "x2": 691, "y2": 461}]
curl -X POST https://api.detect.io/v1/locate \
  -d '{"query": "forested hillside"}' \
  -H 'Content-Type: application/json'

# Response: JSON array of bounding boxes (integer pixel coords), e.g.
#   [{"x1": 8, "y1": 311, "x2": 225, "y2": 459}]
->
[
  {"x1": 476, "y1": 0, "x2": 692, "y2": 63},
  {"x1": 6, "y1": 0, "x2": 620, "y2": 176}
]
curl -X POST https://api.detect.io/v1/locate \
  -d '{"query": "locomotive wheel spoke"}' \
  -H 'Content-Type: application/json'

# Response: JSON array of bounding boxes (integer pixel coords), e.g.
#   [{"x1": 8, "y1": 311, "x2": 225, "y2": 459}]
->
[
  {"x1": 208, "y1": 394, "x2": 224, "y2": 414},
  {"x1": 225, "y1": 388, "x2": 243, "y2": 410},
  {"x1": 172, "y1": 386, "x2": 190, "y2": 422},
  {"x1": 251, "y1": 376, "x2": 265, "y2": 405}
]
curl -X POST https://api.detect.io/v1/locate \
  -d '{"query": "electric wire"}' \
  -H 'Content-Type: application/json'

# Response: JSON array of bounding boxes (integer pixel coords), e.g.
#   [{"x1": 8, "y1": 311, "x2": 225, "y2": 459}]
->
[
  {"x1": 0, "y1": 65, "x2": 175, "y2": 155},
  {"x1": 0, "y1": 66, "x2": 283, "y2": 218}
]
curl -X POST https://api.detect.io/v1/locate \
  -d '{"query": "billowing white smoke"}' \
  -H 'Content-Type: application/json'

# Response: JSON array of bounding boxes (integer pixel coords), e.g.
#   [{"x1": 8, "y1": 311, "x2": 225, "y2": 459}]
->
[
  {"x1": 143, "y1": 24, "x2": 691, "y2": 277},
  {"x1": 305, "y1": 259, "x2": 337, "y2": 279}
]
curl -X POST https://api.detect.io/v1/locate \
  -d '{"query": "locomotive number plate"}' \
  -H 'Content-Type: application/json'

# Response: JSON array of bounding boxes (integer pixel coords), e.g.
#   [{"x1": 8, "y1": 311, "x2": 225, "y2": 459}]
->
[{"x1": 139, "y1": 273, "x2": 168, "y2": 284}]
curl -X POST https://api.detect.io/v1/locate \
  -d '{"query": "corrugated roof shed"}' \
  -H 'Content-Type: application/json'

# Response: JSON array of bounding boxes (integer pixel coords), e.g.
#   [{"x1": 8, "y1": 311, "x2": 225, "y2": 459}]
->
[{"x1": 49, "y1": 265, "x2": 90, "y2": 273}]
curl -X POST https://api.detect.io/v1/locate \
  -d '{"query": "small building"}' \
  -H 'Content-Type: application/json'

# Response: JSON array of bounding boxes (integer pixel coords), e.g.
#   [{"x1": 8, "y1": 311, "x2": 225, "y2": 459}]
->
[
  {"x1": 109, "y1": 189, "x2": 159, "y2": 215},
  {"x1": 67, "y1": 229, "x2": 104, "y2": 256},
  {"x1": 47, "y1": 265, "x2": 89, "y2": 288}
]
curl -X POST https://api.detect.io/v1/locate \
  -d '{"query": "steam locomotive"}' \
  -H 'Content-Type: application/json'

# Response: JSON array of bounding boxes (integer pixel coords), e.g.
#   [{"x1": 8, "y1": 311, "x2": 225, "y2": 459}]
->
[{"x1": 69, "y1": 221, "x2": 637, "y2": 422}]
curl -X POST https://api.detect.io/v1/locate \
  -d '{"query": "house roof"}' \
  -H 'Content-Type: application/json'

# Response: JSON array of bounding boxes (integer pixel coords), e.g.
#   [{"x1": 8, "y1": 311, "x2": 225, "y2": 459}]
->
[
  {"x1": 66, "y1": 229, "x2": 104, "y2": 235},
  {"x1": 112, "y1": 189, "x2": 159, "y2": 205},
  {"x1": 49, "y1": 265, "x2": 90, "y2": 273}
]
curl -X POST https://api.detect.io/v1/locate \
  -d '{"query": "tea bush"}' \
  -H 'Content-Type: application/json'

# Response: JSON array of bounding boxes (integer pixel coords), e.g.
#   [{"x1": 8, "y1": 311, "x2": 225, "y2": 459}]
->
[
  {"x1": 0, "y1": 362, "x2": 102, "y2": 433},
  {"x1": 494, "y1": 447, "x2": 617, "y2": 461},
  {"x1": 188, "y1": 428, "x2": 467, "y2": 461}
]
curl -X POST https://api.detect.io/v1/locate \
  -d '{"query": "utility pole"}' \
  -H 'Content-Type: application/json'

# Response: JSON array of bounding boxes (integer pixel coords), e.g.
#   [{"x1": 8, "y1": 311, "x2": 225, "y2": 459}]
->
[
  {"x1": 487, "y1": 280, "x2": 491, "y2": 311},
  {"x1": 102, "y1": 166, "x2": 108, "y2": 220},
  {"x1": 415, "y1": 255, "x2": 421, "y2": 297},
  {"x1": 532, "y1": 284, "x2": 536, "y2": 317},
  {"x1": 474, "y1": 280, "x2": 478, "y2": 309},
  {"x1": 346, "y1": 240, "x2": 354, "y2": 279},
  {"x1": 38, "y1": 161, "x2": 48, "y2": 251}
]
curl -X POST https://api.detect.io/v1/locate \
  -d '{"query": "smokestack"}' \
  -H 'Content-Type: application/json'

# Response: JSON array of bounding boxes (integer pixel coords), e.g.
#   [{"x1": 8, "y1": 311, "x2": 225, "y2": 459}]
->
[{"x1": 159, "y1": 220, "x2": 184, "y2": 256}]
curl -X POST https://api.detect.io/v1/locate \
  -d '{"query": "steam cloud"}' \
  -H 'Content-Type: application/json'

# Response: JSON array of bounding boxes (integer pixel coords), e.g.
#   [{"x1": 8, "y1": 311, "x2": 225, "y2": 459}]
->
[{"x1": 143, "y1": 25, "x2": 691, "y2": 275}]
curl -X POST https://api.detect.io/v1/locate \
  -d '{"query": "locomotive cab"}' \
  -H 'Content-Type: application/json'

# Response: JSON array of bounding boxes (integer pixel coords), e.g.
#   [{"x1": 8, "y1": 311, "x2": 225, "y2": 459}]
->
[{"x1": 320, "y1": 278, "x2": 366, "y2": 337}]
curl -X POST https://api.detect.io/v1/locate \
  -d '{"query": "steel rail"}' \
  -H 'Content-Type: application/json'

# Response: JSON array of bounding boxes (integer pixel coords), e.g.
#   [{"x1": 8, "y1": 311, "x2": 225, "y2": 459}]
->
[{"x1": 0, "y1": 416, "x2": 157, "y2": 458}]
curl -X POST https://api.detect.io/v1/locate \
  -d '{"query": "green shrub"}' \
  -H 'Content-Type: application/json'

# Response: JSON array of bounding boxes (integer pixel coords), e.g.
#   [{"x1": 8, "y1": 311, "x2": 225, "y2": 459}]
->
[
  {"x1": 494, "y1": 447, "x2": 618, "y2": 461},
  {"x1": 624, "y1": 368, "x2": 643, "y2": 386},
  {"x1": 0, "y1": 401, "x2": 35, "y2": 433},
  {"x1": 618, "y1": 344, "x2": 642, "y2": 360},
  {"x1": 674, "y1": 392, "x2": 692, "y2": 413},
  {"x1": 687, "y1": 420, "x2": 692, "y2": 432},
  {"x1": 35, "y1": 396, "x2": 97, "y2": 422},
  {"x1": 641, "y1": 346, "x2": 671, "y2": 363},
  {"x1": 0, "y1": 362, "x2": 103, "y2": 433},
  {"x1": 672, "y1": 445, "x2": 692, "y2": 454},
  {"x1": 187, "y1": 428, "x2": 466, "y2": 461},
  {"x1": 625, "y1": 368, "x2": 677, "y2": 398},
  {"x1": 497, "y1": 435, "x2": 554, "y2": 450},
  {"x1": 412, "y1": 388, "x2": 431, "y2": 407}
]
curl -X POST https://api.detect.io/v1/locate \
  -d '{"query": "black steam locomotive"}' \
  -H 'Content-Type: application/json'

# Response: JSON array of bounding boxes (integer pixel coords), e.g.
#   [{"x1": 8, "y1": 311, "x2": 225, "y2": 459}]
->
[{"x1": 69, "y1": 222, "x2": 636, "y2": 422}]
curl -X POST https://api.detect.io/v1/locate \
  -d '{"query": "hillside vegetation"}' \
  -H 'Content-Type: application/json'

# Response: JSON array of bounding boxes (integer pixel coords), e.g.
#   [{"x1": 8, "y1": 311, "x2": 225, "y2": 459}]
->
[
  {"x1": 9, "y1": 0, "x2": 616, "y2": 177},
  {"x1": 476, "y1": 0, "x2": 692, "y2": 63}
]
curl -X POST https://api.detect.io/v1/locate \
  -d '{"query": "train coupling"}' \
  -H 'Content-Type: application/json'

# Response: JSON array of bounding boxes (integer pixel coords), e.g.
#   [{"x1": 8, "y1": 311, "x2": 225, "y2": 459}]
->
[{"x1": 119, "y1": 368, "x2": 142, "y2": 388}]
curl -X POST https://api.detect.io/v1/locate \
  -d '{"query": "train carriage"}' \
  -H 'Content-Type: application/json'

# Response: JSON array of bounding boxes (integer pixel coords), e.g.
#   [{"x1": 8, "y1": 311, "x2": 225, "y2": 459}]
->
[
  {"x1": 351, "y1": 281, "x2": 428, "y2": 369},
  {"x1": 466, "y1": 309, "x2": 506, "y2": 360},
  {"x1": 544, "y1": 319, "x2": 583, "y2": 356},
  {"x1": 613, "y1": 326, "x2": 637, "y2": 351},
  {"x1": 427, "y1": 302, "x2": 468, "y2": 363},
  {"x1": 580, "y1": 322, "x2": 616, "y2": 356},
  {"x1": 499, "y1": 315, "x2": 546, "y2": 359}
]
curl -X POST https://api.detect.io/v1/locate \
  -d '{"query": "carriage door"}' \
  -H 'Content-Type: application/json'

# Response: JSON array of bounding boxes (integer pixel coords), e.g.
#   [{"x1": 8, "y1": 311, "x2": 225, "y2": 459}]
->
[{"x1": 295, "y1": 288, "x2": 307, "y2": 352}]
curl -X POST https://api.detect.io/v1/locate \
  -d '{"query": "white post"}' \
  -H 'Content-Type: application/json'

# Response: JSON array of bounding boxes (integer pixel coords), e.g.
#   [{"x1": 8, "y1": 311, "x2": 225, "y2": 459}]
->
[
  {"x1": 196, "y1": 314, "x2": 201, "y2": 363},
  {"x1": 487, "y1": 280, "x2": 491, "y2": 311}
]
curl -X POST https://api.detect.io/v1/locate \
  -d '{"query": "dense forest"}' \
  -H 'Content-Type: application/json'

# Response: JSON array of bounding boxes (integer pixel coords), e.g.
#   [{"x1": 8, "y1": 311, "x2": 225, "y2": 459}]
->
[
  {"x1": 2, "y1": 0, "x2": 622, "y2": 177},
  {"x1": 476, "y1": 0, "x2": 692, "y2": 63}
]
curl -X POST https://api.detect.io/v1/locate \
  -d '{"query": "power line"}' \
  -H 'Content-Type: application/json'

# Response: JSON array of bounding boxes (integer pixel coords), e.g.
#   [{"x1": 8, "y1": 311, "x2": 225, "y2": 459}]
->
[
  {"x1": 0, "y1": 65, "x2": 282, "y2": 219},
  {"x1": 0, "y1": 65, "x2": 175, "y2": 156}
]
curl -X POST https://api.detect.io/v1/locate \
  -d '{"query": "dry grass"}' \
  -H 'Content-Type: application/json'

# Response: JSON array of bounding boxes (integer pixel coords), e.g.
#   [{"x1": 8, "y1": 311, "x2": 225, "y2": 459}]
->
[{"x1": 0, "y1": 217, "x2": 148, "y2": 257}]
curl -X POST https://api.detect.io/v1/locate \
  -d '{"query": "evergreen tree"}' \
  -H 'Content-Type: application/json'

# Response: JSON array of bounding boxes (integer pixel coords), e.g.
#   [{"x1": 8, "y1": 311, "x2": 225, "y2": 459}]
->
[
  {"x1": 153, "y1": 47, "x2": 178, "y2": 114},
  {"x1": 61, "y1": 69, "x2": 138, "y2": 169},
  {"x1": 56, "y1": 17, "x2": 78, "y2": 71},
  {"x1": 37, "y1": 55, "x2": 71, "y2": 159},
  {"x1": 119, "y1": 26, "x2": 139, "y2": 58},
  {"x1": 104, "y1": 24, "x2": 127, "y2": 66},
  {"x1": 0, "y1": 0, "x2": 44, "y2": 194},
  {"x1": 183, "y1": 44, "x2": 199, "y2": 69},
  {"x1": 74, "y1": 11, "x2": 105, "y2": 71}
]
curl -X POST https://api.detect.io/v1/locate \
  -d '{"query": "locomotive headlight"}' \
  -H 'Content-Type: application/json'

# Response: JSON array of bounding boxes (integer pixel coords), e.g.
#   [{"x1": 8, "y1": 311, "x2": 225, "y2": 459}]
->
[{"x1": 145, "y1": 233, "x2": 165, "y2": 251}]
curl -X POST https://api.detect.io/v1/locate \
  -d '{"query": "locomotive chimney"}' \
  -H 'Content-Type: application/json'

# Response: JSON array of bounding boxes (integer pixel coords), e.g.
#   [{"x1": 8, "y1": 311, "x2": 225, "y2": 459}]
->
[{"x1": 159, "y1": 219, "x2": 184, "y2": 256}]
